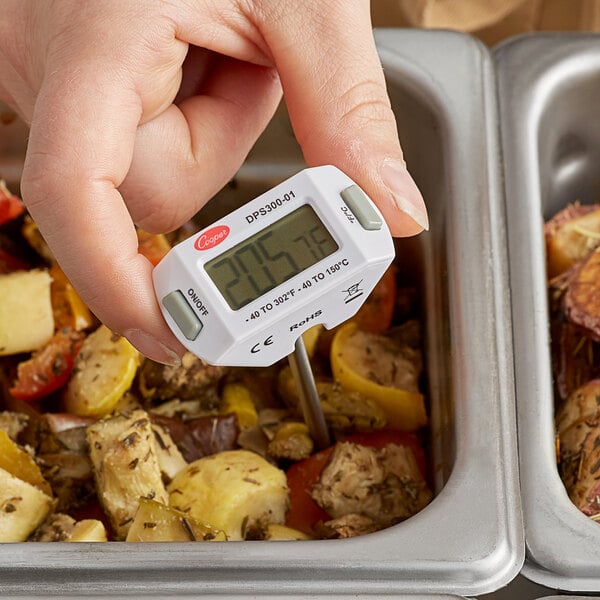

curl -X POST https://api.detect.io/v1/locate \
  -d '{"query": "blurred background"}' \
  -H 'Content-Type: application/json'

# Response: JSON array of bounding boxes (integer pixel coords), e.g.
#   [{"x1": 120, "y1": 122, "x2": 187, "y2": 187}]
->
[{"x1": 371, "y1": 0, "x2": 600, "y2": 46}]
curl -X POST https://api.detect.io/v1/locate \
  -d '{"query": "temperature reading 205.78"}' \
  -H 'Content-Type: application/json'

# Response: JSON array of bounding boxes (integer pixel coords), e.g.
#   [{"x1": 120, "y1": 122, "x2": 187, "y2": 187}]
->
[{"x1": 204, "y1": 204, "x2": 338, "y2": 311}]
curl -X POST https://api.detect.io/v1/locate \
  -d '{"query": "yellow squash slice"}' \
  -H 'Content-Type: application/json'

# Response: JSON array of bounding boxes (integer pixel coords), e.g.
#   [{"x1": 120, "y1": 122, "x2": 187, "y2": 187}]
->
[
  {"x1": 65, "y1": 325, "x2": 139, "y2": 417},
  {"x1": 330, "y1": 322, "x2": 427, "y2": 431}
]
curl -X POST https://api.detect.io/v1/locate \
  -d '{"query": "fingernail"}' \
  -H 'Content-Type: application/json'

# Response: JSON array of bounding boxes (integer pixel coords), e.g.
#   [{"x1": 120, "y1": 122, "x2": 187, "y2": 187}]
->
[
  {"x1": 380, "y1": 159, "x2": 429, "y2": 231},
  {"x1": 123, "y1": 329, "x2": 182, "y2": 367}
]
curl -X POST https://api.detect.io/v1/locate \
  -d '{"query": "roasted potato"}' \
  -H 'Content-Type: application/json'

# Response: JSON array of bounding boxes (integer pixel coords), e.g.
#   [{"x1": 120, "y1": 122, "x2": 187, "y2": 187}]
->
[
  {"x1": 168, "y1": 449, "x2": 289, "y2": 541},
  {"x1": 545, "y1": 203, "x2": 600, "y2": 279},
  {"x1": 0, "y1": 269, "x2": 54, "y2": 356}
]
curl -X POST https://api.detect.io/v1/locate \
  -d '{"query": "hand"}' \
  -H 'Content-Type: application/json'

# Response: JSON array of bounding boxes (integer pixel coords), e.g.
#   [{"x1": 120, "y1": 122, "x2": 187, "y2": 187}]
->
[{"x1": 0, "y1": 0, "x2": 428, "y2": 364}]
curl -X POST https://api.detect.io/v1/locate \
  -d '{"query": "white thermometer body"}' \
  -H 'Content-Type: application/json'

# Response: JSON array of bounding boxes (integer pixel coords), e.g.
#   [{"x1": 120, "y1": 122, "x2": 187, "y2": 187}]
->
[{"x1": 152, "y1": 166, "x2": 395, "y2": 366}]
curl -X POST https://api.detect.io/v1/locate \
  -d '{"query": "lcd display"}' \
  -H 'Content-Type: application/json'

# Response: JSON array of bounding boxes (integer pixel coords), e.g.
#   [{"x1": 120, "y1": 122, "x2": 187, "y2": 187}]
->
[{"x1": 205, "y1": 204, "x2": 338, "y2": 310}]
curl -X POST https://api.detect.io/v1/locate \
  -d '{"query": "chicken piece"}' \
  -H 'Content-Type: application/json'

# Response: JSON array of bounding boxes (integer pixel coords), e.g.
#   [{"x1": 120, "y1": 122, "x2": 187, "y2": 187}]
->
[
  {"x1": 334, "y1": 328, "x2": 422, "y2": 393},
  {"x1": 312, "y1": 442, "x2": 432, "y2": 529},
  {"x1": 86, "y1": 409, "x2": 172, "y2": 539},
  {"x1": 149, "y1": 422, "x2": 187, "y2": 482},
  {"x1": 28, "y1": 413, "x2": 96, "y2": 512},
  {"x1": 317, "y1": 513, "x2": 381, "y2": 539}
]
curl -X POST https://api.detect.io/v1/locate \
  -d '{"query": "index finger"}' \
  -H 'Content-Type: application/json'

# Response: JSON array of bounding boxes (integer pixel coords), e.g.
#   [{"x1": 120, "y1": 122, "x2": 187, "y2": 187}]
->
[{"x1": 256, "y1": 1, "x2": 428, "y2": 235}]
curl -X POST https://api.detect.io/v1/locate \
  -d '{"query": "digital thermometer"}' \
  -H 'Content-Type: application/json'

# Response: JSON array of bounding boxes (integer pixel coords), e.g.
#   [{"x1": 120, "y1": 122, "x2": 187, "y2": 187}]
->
[{"x1": 153, "y1": 165, "x2": 395, "y2": 367}]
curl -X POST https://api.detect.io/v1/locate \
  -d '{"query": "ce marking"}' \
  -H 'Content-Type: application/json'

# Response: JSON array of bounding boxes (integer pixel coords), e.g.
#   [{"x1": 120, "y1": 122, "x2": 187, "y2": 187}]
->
[{"x1": 251, "y1": 335, "x2": 274, "y2": 354}]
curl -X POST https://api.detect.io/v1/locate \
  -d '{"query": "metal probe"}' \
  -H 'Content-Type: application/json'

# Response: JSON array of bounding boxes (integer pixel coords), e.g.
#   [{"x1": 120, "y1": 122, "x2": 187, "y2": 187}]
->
[{"x1": 287, "y1": 337, "x2": 331, "y2": 450}]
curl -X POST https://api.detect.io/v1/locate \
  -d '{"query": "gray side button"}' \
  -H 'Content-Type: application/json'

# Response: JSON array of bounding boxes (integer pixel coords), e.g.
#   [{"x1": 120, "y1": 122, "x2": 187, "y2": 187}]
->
[
  {"x1": 162, "y1": 290, "x2": 203, "y2": 341},
  {"x1": 340, "y1": 185, "x2": 382, "y2": 230}
]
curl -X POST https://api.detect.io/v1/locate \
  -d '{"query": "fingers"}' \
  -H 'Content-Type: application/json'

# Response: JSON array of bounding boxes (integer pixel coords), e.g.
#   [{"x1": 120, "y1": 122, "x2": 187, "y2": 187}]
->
[
  {"x1": 120, "y1": 56, "x2": 282, "y2": 232},
  {"x1": 21, "y1": 67, "x2": 187, "y2": 364},
  {"x1": 255, "y1": 1, "x2": 428, "y2": 236}
]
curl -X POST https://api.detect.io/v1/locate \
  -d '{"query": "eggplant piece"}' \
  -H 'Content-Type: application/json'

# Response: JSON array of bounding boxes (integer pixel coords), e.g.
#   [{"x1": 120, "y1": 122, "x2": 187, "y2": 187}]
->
[{"x1": 151, "y1": 412, "x2": 238, "y2": 463}]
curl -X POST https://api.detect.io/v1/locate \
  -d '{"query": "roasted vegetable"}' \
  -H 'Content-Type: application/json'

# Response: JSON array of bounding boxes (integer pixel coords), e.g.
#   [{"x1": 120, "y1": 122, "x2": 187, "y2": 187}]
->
[
  {"x1": 136, "y1": 230, "x2": 171, "y2": 266},
  {"x1": 351, "y1": 264, "x2": 397, "y2": 333},
  {"x1": 64, "y1": 325, "x2": 139, "y2": 417},
  {"x1": 126, "y1": 497, "x2": 226, "y2": 542},
  {"x1": 546, "y1": 203, "x2": 600, "y2": 523},
  {"x1": 10, "y1": 328, "x2": 84, "y2": 401},
  {"x1": 151, "y1": 412, "x2": 239, "y2": 462},
  {"x1": 0, "y1": 269, "x2": 54, "y2": 356},
  {"x1": 0, "y1": 466, "x2": 54, "y2": 542},
  {"x1": 563, "y1": 246, "x2": 600, "y2": 342},
  {"x1": 267, "y1": 421, "x2": 313, "y2": 461},
  {"x1": 21, "y1": 216, "x2": 54, "y2": 263},
  {"x1": 277, "y1": 368, "x2": 387, "y2": 434},
  {"x1": 137, "y1": 352, "x2": 227, "y2": 408},
  {"x1": 220, "y1": 382, "x2": 258, "y2": 430},
  {"x1": 0, "y1": 199, "x2": 433, "y2": 542},
  {"x1": 68, "y1": 518, "x2": 107, "y2": 541},
  {"x1": 30, "y1": 513, "x2": 107, "y2": 542},
  {"x1": 545, "y1": 203, "x2": 600, "y2": 279},
  {"x1": 557, "y1": 380, "x2": 600, "y2": 516},
  {"x1": 0, "y1": 429, "x2": 52, "y2": 496},
  {"x1": 0, "y1": 180, "x2": 24, "y2": 226},
  {"x1": 49, "y1": 263, "x2": 94, "y2": 332},
  {"x1": 168, "y1": 449, "x2": 289, "y2": 541},
  {"x1": 330, "y1": 323, "x2": 427, "y2": 431},
  {"x1": 263, "y1": 523, "x2": 312, "y2": 541}
]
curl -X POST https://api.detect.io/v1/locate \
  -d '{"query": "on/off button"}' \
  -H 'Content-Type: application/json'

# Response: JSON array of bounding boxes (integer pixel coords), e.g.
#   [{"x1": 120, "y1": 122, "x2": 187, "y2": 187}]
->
[{"x1": 162, "y1": 290, "x2": 203, "y2": 341}]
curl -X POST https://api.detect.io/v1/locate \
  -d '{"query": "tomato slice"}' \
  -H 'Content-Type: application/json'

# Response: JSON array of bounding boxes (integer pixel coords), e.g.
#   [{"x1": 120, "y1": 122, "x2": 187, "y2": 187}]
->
[
  {"x1": 352, "y1": 264, "x2": 397, "y2": 333},
  {"x1": 285, "y1": 429, "x2": 427, "y2": 536},
  {"x1": 316, "y1": 265, "x2": 398, "y2": 358},
  {"x1": 0, "y1": 181, "x2": 24, "y2": 226},
  {"x1": 10, "y1": 328, "x2": 84, "y2": 401},
  {"x1": 285, "y1": 446, "x2": 334, "y2": 536}
]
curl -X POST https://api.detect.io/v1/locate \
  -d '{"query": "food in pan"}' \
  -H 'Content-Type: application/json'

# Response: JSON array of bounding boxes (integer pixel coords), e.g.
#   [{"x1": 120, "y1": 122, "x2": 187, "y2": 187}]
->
[
  {"x1": 546, "y1": 202, "x2": 600, "y2": 519},
  {"x1": 0, "y1": 181, "x2": 432, "y2": 542}
]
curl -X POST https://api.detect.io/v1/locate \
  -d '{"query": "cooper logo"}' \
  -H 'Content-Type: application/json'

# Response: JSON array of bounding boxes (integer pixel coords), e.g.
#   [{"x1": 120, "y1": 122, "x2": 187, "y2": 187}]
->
[{"x1": 194, "y1": 225, "x2": 230, "y2": 251}]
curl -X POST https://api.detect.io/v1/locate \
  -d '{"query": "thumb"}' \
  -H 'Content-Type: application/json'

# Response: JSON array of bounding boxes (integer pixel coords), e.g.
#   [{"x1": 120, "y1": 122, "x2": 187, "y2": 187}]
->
[{"x1": 260, "y1": 2, "x2": 428, "y2": 236}]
